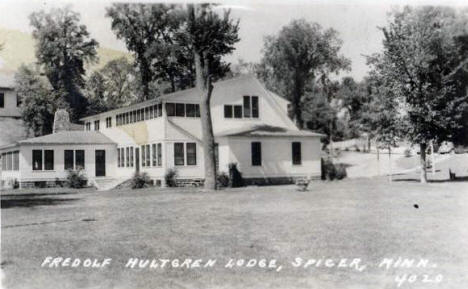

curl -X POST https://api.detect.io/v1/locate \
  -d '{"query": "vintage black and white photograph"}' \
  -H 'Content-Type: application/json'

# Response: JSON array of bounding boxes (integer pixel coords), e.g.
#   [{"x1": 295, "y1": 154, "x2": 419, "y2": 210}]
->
[{"x1": 1, "y1": 0, "x2": 468, "y2": 288}]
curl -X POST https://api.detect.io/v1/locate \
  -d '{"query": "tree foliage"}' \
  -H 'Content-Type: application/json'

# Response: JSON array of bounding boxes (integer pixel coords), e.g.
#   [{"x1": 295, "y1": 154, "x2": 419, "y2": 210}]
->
[
  {"x1": 84, "y1": 57, "x2": 140, "y2": 115},
  {"x1": 29, "y1": 8, "x2": 98, "y2": 121},
  {"x1": 106, "y1": 3, "x2": 235, "y2": 97},
  {"x1": 367, "y1": 6, "x2": 468, "y2": 182},
  {"x1": 15, "y1": 65, "x2": 68, "y2": 136},
  {"x1": 259, "y1": 19, "x2": 350, "y2": 129}
]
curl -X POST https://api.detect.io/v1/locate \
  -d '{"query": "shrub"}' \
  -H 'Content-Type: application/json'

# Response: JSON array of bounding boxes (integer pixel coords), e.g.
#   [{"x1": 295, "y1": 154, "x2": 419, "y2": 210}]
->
[
  {"x1": 66, "y1": 169, "x2": 88, "y2": 188},
  {"x1": 217, "y1": 171, "x2": 230, "y2": 188},
  {"x1": 228, "y1": 163, "x2": 244, "y2": 187},
  {"x1": 404, "y1": 148, "x2": 412, "y2": 158},
  {"x1": 335, "y1": 164, "x2": 347, "y2": 180},
  {"x1": 454, "y1": 146, "x2": 466, "y2": 154},
  {"x1": 321, "y1": 158, "x2": 347, "y2": 181},
  {"x1": 130, "y1": 172, "x2": 152, "y2": 189},
  {"x1": 165, "y1": 168, "x2": 178, "y2": 187}
]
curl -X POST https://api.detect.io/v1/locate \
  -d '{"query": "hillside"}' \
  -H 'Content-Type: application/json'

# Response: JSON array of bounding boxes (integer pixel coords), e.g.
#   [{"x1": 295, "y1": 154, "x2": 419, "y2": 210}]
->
[{"x1": 0, "y1": 27, "x2": 131, "y2": 75}]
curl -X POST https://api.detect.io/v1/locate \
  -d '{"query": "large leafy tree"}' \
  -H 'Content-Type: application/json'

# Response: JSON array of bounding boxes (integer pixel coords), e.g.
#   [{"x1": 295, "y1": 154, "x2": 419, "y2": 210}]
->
[
  {"x1": 259, "y1": 19, "x2": 350, "y2": 129},
  {"x1": 29, "y1": 8, "x2": 98, "y2": 121},
  {"x1": 84, "y1": 57, "x2": 140, "y2": 115},
  {"x1": 369, "y1": 6, "x2": 468, "y2": 183},
  {"x1": 106, "y1": 3, "x2": 233, "y2": 96},
  {"x1": 106, "y1": 4, "x2": 183, "y2": 98},
  {"x1": 187, "y1": 4, "x2": 239, "y2": 190},
  {"x1": 15, "y1": 65, "x2": 68, "y2": 136}
]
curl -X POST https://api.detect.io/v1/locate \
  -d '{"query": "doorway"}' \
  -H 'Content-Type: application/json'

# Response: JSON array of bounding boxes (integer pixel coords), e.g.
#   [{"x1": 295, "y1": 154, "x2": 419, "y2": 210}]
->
[{"x1": 95, "y1": 150, "x2": 106, "y2": 177}]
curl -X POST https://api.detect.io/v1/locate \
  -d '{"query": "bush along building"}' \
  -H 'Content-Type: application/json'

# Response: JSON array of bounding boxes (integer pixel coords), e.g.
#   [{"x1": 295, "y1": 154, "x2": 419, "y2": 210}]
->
[{"x1": 0, "y1": 75, "x2": 324, "y2": 189}]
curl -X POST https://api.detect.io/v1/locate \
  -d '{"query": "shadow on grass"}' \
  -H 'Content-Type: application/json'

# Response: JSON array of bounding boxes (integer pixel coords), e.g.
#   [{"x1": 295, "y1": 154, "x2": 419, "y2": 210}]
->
[
  {"x1": 393, "y1": 176, "x2": 468, "y2": 183},
  {"x1": 1, "y1": 192, "x2": 75, "y2": 198},
  {"x1": 1, "y1": 197, "x2": 80, "y2": 209}
]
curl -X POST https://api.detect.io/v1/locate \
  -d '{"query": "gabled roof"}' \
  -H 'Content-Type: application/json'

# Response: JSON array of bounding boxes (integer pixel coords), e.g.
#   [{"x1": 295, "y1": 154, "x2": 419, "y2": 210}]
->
[
  {"x1": 17, "y1": 131, "x2": 116, "y2": 145},
  {"x1": 216, "y1": 124, "x2": 325, "y2": 138}
]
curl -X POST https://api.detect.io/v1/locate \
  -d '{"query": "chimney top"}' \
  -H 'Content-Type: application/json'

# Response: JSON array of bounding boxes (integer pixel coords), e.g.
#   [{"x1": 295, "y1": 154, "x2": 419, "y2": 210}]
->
[{"x1": 53, "y1": 109, "x2": 71, "y2": 133}]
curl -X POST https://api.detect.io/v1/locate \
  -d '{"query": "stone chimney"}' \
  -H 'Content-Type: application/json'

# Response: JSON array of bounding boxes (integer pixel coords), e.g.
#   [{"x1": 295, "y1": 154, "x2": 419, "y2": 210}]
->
[{"x1": 53, "y1": 109, "x2": 71, "y2": 133}]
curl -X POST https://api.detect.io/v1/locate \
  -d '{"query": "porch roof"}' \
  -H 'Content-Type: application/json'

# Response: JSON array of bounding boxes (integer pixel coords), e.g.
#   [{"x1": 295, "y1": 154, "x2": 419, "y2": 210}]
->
[
  {"x1": 216, "y1": 124, "x2": 325, "y2": 138},
  {"x1": 17, "y1": 131, "x2": 116, "y2": 145}
]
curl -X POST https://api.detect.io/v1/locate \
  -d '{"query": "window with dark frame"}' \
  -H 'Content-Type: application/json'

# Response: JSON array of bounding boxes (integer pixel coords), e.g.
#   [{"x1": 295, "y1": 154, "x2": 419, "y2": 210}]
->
[
  {"x1": 224, "y1": 105, "x2": 233, "y2": 118},
  {"x1": 76, "y1": 150, "x2": 85, "y2": 169},
  {"x1": 166, "y1": 103, "x2": 175, "y2": 116},
  {"x1": 126, "y1": 147, "x2": 130, "y2": 167},
  {"x1": 146, "y1": 144, "x2": 150, "y2": 166},
  {"x1": 0, "y1": 93, "x2": 4, "y2": 108},
  {"x1": 186, "y1": 143, "x2": 197, "y2": 165},
  {"x1": 157, "y1": 143, "x2": 162, "y2": 166},
  {"x1": 234, "y1": 105, "x2": 243, "y2": 118},
  {"x1": 121, "y1": 148, "x2": 125, "y2": 168},
  {"x1": 251, "y1": 142, "x2": 262, "y2": 166},
  {"x1": 86, "y1": 122, "x2": 91, "y2": 131},
  {"x1": 64, "y1": 150, "x2": 74, "y2": 170},
  {"x1": 13, "y1": 151, "x2": 19, "y2": 171},
  {"x1": 141, "y1": 145, "x2": 145, "y2": 167},
  {"x1": 292, "y1": 142, "x2": 302, "y2": 165},
  {"x1": 130, "y1": 147, "x2": 134, "y2": 167},
  {"x1": 117, "y1": 148, "x2": 121, "y2": 167},
  {"x1": 186, "y1": 104, "x2": 196, "y2": 117},
  {"x1": 158, "y1": 103, "x2": 163, "y2": 117},
  {"x1": 252, "y1": 96, "x2": 259, "y2": 118},
  {"x1": 32, "y1": 150, "x2": 42, "y2": 170},
  {"x1": 243, "y1": 96, "x2": 251, "y2": 117},
  {"x1": 6, "y1": 152, "x2": 11, "y2": 170},
  {"x1": 174, "y1": 143, "x2": 184, "y2": 166},
  {"x1": 152, "y1": 144, "x2": 157, "y2": 166},
  {"x1": 94, "y1": 120, "x2": 100, "y2": 131},
  {"x1": 176, "y1": 103, "x2": 185, "y2": 117},
  {"x1": 44, "y1": 150, "x2": 54, "y2": 170}
]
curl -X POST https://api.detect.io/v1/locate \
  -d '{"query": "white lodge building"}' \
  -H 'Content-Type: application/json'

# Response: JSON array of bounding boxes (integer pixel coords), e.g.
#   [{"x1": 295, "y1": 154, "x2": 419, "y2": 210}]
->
[{"x1": 0, "y1": 75, "x2": 323, "y2": 189}]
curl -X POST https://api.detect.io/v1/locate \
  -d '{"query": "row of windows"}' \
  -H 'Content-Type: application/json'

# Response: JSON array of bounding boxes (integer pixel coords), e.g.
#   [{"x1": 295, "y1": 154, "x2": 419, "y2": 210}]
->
[
  {"x1": 85, "y1": 96, "x2": 258, "y2": 131},
  {"x1": 1, "y1": 151, "x2": 19, "y2": 171},
  {"x1": 224, "y1": 96, "x2": 259, "y2": 119},
  {"x1": 64, "y1": 150, "x2": 85, "y2": 170},
  {"x1": 166, "y1": 103, "x2": 201, "y2": 118},
  {"x1": 33, "y1": 150, "x2": 54, "y2": 171},
  {"x1": 116, "y1": 103, "x2": 163, "y2": 127},
  {"x1": 117, "y1": 143, "x2": 163, "y2": 168},
  {"x1": 250, "y1": 141, "x2": 302, "y2": 166}
]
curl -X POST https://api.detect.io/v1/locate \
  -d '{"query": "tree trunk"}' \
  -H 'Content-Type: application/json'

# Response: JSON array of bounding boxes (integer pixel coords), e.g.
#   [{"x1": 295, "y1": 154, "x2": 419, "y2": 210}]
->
[
  {"x1": 190, "y1": 6, "x2": 217, "y2": 190},
  {"x1": 420, "y1": 143, "x2": 427, "y2": 183},
  {"x1": 430, "y1": 140, "x2": 435, "y2": 175},
  {"x1": 293, "y1": 73, "x2": 304, "y2": 129},
  {"x1": 388, "y1": 146, "x2": 392, "y2": 182}
]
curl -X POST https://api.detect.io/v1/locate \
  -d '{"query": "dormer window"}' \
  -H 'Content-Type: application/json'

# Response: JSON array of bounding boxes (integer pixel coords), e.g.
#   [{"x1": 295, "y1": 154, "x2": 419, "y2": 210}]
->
[{"x1": 224, "y1": 96, "x2": 259, "y2": 119}]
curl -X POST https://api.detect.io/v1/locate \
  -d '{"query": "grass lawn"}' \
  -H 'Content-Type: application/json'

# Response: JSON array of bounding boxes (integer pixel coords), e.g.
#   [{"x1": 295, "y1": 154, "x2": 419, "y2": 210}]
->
[{"x1": 1, "y1": 178, "x2": 468, "y2": 289}]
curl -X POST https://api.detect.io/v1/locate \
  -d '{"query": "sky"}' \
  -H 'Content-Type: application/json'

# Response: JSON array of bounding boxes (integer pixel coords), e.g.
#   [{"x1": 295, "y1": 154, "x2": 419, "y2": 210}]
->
[{"x1": 0, "y1": 0, "x2": 467, "y2": 81}]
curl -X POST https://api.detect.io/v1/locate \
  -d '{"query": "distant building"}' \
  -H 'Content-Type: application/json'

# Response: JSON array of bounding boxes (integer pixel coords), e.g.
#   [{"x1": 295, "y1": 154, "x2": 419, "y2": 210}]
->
[
  {"x1": 0, "y1": 73, "x2": 28, "y2": 148},
  {"x1": 0, "y1": 75, "x2": 324, "y2": 189}
]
